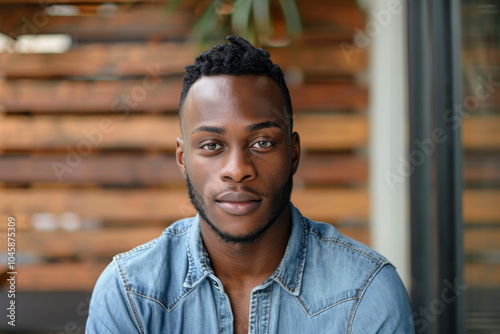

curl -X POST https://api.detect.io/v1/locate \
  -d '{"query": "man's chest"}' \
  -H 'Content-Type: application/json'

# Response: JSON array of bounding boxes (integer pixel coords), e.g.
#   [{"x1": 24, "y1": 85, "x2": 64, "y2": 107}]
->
[{"x1": 226, "y1": 289, "x2": 251, "y2": 334}]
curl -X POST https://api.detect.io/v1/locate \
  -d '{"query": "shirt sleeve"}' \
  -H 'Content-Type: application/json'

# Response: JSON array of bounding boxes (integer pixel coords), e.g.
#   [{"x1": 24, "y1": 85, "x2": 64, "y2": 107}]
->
[
  {"x1": 350, "y1": 264, "x2": 415, "y2": 334},
  {"x1": 86, "y1": 260, "x2": 142, "y2": 334}
]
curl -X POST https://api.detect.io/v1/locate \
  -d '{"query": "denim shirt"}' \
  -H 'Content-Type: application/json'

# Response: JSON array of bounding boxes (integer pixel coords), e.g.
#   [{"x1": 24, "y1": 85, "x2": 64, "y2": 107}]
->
[{"x1": 86, "y1": 204, "x2": 414, "y2": 333}]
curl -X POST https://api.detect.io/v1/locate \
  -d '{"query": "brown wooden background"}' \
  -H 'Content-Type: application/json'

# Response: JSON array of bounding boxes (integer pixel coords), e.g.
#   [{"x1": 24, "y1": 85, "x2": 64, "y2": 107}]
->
[{"x1": 0, "y1": 0, "x2": 498, "y2": 298}]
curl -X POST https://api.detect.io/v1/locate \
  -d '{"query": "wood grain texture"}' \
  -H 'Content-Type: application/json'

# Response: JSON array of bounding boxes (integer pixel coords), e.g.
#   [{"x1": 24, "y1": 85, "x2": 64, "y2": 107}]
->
[
  {"x1": 463, "y1": 190, "x2": 500, "y2": 223},
  {"x1": 0, "y1": 114, "x2": 368, "y2": 151},
  {"x1": 465, "y1": 263, "x2": 500, "y2": 287},
  {"x1": 463, "y1": 116, "x2": 500, "y2": 149},
  {"x1": 464, "y1": 228, "x2": 500, "y2": 256},
  {"x1": 13, "y1": 262, "x2": 108, "y2": 291},
  {"x1": 1, "y1": 6, "x2": 192, "y2": 41},
  {"x1": 1, "y1": 44, "x2": 366, "y2": 79},
  {"x1": 0, "y1": 80, "x2": 367, "y2": 113},
  {"x1": 0, "y1": 227, "x2": 165, "y2": 259},
  {"x1": 463, "y1": 154, "x2": 500, "y2": 185}
]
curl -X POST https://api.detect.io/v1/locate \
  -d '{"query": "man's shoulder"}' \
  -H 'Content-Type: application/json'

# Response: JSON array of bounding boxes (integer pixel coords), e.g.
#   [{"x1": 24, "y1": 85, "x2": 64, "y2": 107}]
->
[
  {"x1": 115, "y1": 217, "x2": 193, "y2": 262},
  {"x1": 100, "y1": 217, "x2": 196, "y2": 301},
  {"x1": 304, "y1": 218, "x2": 387, "y2": 265},
  {"x1": 297, "y1": 216, "x2": 397, "y2": 317}
]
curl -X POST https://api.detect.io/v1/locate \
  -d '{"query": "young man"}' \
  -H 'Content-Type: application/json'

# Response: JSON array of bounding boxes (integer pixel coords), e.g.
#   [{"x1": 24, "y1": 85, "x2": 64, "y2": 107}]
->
[{"x1": 86, "y1": 36, "x2": 414, "y2": 333}]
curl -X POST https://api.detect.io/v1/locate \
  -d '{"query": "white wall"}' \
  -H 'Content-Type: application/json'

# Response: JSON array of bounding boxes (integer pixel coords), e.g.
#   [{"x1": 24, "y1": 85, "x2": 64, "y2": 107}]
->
[{"x1": 362, "y1": 0, "x2": 411, "y2": 289}]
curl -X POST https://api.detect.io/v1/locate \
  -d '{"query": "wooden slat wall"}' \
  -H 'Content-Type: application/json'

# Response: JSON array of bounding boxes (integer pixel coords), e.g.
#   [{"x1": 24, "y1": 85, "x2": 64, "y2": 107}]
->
[
  {"x1": 462, "y1": 2, "x2": 500, "y2": 329},
  {"x1": 0, "y1": 0, "x2": 497, "y2": 293},
  {"x1": 461, "y1": 3, "x2": 500, "y2": 290},
  {"x1": 0, "y1": 0, "x2": 374, "y2": 292}
]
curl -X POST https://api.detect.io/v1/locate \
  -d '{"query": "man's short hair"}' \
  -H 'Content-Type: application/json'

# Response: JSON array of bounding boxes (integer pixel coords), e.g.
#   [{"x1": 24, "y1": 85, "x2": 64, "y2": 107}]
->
[{"x1": 179, "y1": 35, "x2": 293, "y2": 131}]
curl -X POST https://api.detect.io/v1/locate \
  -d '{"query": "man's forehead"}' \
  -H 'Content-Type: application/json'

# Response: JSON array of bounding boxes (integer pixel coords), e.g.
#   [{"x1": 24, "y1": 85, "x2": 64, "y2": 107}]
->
[
  {"x1": 180, "y1": 74, "x2": 289, "y2": 136},
  {"x1": 185, "y1": 74, "x2": 284, "y2": 112},
  {"x1": 188, "y1": 74, "x2": 279, "y2": 97}
]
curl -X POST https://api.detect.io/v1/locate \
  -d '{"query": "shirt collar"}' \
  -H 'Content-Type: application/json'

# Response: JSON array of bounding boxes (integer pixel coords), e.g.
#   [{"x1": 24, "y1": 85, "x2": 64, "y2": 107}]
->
[
  {"x1": 183, "y1": 202, "x2": 308, "y2": 297},
  {"x1": 270, "y1": 203, "x2": 308, "y2": 296}
]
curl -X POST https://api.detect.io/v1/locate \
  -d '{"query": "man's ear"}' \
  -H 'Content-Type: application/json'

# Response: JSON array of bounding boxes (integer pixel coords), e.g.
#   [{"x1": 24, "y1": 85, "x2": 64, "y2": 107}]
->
[
  {"x1": 176, "y1": 137, "x2": 187, "y2": 180},
  {"x1": 291, "y1": 131, "x2": 301, "y2": 175}
]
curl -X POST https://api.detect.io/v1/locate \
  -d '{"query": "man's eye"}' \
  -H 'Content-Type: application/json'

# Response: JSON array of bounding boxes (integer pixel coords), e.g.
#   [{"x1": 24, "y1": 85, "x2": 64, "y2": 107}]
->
[
  {"x1": 252, "y1": 141, "x2": 272, "y2": 149},
  {"x1": 202, "y1": 143, "x2": 222, "y2": 150}
]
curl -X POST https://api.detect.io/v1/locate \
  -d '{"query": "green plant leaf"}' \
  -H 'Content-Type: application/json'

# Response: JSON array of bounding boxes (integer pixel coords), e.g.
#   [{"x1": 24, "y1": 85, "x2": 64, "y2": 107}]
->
[
  {"x1": 193, "y1": 1, "x2": 221, "y2": 43},
  {"x1": 253, "y1": 0, "x2": 272, "y2": 37},
  {"x1": 232, "y1": 0, "x2": 254, "y2": 40},
  {"x1": 279, "y1": 0, "x2": 302, "y2": 36},
  {"x1": 166, "y1": 0, "x2": 184, "y2": 12}
]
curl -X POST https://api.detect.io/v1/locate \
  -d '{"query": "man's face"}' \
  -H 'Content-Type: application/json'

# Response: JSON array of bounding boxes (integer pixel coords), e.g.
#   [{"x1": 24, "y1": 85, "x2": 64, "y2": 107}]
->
[{"x1": 176, "y1": 75, "x2": 300, "y2": 245}]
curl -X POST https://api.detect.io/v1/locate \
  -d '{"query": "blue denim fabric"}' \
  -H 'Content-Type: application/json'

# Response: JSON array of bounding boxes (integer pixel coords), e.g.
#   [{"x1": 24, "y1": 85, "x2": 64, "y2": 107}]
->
[{"x1": 86, "y1": 203, "x2": 414, "y2": 333}]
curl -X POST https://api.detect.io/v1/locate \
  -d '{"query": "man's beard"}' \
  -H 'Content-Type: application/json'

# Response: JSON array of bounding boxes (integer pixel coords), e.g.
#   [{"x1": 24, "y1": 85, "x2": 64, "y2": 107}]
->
[{"x1": 186, "y1": 172, "x2": 293, "y2": 245}]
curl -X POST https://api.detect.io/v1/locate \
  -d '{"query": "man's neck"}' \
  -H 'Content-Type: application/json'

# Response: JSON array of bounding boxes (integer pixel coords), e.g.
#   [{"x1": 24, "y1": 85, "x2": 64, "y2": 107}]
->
[{"x1": 200, "y1": 207, "x2": 292, "y2": 288}]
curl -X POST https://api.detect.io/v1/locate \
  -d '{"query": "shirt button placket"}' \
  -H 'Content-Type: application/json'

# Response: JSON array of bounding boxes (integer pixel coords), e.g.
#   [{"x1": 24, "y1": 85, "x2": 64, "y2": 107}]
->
[{"x1": 248, "y1": 288, "x2": 271, "y2": 334}]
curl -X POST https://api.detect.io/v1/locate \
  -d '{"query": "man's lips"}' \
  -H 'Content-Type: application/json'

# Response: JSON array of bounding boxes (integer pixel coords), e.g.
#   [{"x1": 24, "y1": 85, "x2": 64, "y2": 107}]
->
[{"x1": 215, "y1": 191, "x2": 262, "y2": 215}]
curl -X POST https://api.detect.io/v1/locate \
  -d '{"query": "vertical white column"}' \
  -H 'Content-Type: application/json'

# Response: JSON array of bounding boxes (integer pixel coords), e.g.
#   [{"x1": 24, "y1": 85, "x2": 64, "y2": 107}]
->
[{"x1": 365, "y1": 0, "x2": 411, "y2": 289}]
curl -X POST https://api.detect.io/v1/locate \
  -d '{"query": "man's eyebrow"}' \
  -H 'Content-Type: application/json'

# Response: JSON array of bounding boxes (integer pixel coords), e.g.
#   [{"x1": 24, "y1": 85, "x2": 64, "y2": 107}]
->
[
  {"x1": 246, "y1": 121, "x2": 284, "y2": 132},
  {"x1": 192, "y1": 126, "x2": 225, "y2": 135}
]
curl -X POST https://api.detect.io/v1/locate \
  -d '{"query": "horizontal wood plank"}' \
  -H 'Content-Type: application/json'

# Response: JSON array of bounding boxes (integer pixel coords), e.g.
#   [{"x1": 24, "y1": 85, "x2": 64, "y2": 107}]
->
[
  {"x1": 0, "y1": 80, "x2": 367, "y2": 112},
  {"x1": 11, "y1": 262, "x2": 107, "y2": 291},
  {"x1": 1, "y1": 2, "x2": 360, "y2": 42},
  {"x1": 0, "y1": 114, "x2": 182, "y2": 150},
  {"x1": 0, "y1": 79, "x2": 182, "y2": 113},
  {"x1": 297, "y1": 3, "x2": 364, "y2": 31},
  {"x1": 0, "y1": 188, "x2": 369, "y2": 224},
  {"x1": 0, "y1": 154, "x2": 183, "y2": 185},
  {"x1": 0, "y1": 227, "x2": 165, "y2": 259},
  {"x1": 466, "y1": 263, "x2": 500, "y2": 287},
  {"x1": 2, "y1": 6, "x2": 192, "y2": 41},
  {"x1": 0, "y1": 153, "x2": 368, "y2": 185},
  {"x1": 0, "y1": 0, "x2": 160, "y2": 3},
  {"x1": 0, "y1": 43, "x2": 196, "y2": 78},
  {"x1": 464, "y1": 228, "x2": 500, "y2": 256},
  {"x1": 289, "y1": 83, "x2": 367, "y2": 111},
  {"x1": 463, "y1": 190, "x2": 500, "y2": 223},
  {"x1": 0, "y1": 214, "x2": 31, "y2": 230},
  {"x1": 0, "y1": 114, "x2": 368, "y2": 151},
  {"x1": 1, "y1": 44, "x2": 366, "y2": 79},
  {"x1": 463, "y1": 116, "x2": 500, "y2": 150},
  {"x1": 463, "y1": 154, "x2": 500, "y2": 185},
  {"x1": 294, "y1": 114, "x2": 368, "y2": 149}
]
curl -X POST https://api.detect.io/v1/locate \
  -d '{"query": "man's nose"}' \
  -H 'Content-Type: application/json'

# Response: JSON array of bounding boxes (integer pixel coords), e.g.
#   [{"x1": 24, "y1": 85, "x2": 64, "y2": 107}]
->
[{"x1": 219, "y1": 148, "x2": 257, "y2": 183}]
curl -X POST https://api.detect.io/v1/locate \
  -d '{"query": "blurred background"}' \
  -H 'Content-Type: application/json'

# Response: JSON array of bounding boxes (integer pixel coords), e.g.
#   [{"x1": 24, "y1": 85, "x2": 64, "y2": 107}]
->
[{"x1": 0, "y1": 0, "x2": 498, "y2": 333}]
